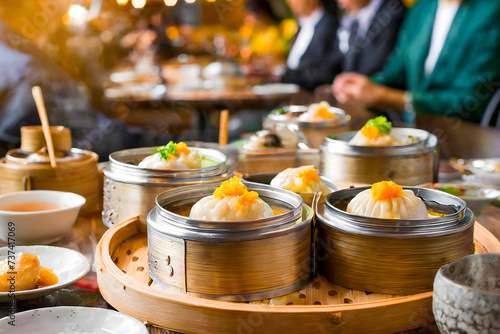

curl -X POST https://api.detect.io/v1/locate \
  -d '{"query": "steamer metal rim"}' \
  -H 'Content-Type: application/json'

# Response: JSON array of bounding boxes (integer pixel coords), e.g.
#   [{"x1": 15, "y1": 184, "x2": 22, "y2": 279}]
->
[
  {"x1": 104, "y1": 146, "x2": 229, "y2": 185},
  {"x1": 5, "y1": 148, "x2": 92, "y2": 164},
  {"x1": 102, "y1": 145, "x2": 231, "y2": 227},
  {"x1": 321, "y1": 128, "x2": 436, "y2": 157},
  {"x1": 265, "y1": 105, "x2": 351, "y2": 129},
  {"x1": 148, "y1": 181, "x2": 306, "y2": 242},
  {"x1": 317, "y1": 187, "x2": 474, "y2": 238}
]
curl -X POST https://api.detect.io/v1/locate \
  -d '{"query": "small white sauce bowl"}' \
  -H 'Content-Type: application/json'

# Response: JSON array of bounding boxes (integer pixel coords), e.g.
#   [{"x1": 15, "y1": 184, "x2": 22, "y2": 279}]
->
[{"x1": 0, "y1": 190, "x2": 85, "y2": 244}]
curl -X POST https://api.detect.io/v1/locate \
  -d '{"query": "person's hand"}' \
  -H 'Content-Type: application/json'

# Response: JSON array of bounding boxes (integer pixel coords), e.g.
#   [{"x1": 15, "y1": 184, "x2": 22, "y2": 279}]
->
[{"x1": 332, "y1": 73, "x2": 386, "y2": 107}]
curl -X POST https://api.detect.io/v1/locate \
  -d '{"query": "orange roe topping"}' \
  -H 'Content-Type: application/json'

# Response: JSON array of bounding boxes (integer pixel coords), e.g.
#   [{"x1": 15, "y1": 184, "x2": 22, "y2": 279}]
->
[
  {"x1": 214, "y1": 177, "x2": 248, "y2": 199},
  {"x1": 361, "y1": 125, "x2": 381, "y2": 140},
  {"x1": 236, "y1": 191, "x2": 259, "y2": 210},
  {"x1": 175, "y1": 142, "x2": 191, "y2": 156},
  {"x1": 315, "y1": 105, "x2": 335, "y2": 119},
  {"x1": 297, "y1": 168, "x2": 320, "y2": 186},
  {"x1": 213, "y1": 177, "x2": 260, "y2": 209},
  {"x1": 371, "y1": 181, "x2": 403, "y2": 201}
]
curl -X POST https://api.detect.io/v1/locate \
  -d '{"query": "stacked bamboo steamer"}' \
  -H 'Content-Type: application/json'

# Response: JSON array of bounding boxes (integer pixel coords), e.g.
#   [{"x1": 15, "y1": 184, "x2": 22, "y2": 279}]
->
[
  {"x1": 103, "y1": 145, "x2": 231, "y2": 228},
  {"x1": 320, "y1": 128, "x2": 439, "y2": 185},
  {"x1": 0, "y1": 126, "x2": 99, "y2": 215},
  {"x1": 147, "y1": 181, "x2": 313, "y2": 301},
  {"x1": 315, "y1": 186, "x2": 475, "y2": 295}
]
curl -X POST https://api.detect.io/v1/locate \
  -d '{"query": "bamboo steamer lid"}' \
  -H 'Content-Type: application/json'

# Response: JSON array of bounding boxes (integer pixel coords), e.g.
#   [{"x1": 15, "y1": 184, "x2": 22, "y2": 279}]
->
[
  {"x1": 0, "y1": 126, "x2": 100, "y2": 215},
  {"x1": 20, "y1": 126, "x2": 72, "y2": 152}
]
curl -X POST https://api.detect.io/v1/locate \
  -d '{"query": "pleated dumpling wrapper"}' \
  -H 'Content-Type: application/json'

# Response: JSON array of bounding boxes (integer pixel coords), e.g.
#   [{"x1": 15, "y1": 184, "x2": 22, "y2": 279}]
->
[
  {"x1": 271, "y1": 166, "x2": 329, "y2": 193},
  {"x1": 349, "y1": 116, "x2": 410, "y2": 147},
  {"x1": 299, "y1": 101, "x2": 339, "y2": 122},
  {"x1": 347, "y1": 181, "x2": 428, "y2": 219},
  {"x1": 189, "y1": 177, "x2": 273, "y2": 221},
  {"x1": 138, "y1": 141, "x2": 202, "y2": 169}
]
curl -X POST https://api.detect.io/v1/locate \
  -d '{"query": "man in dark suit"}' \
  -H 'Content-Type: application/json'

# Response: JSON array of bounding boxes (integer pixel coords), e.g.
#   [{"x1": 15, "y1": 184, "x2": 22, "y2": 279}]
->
[
  {"x1": 337, "y1": 0, "x2": 406, "y2": 76},
  {"x1": 281, "y1": 0, "x2": 341, "y2": 91},
  {"x1": 313, "y1": 0, "x2": 406, "y2": 102}
]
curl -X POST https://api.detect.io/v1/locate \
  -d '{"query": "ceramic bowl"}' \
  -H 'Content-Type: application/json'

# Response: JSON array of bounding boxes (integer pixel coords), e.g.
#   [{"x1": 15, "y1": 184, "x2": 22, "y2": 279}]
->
[
  {"x1": 0, "y1": 306, "x2": 148, "y2": 333},
  {"x1": 433, "y1": 253, "x2": 500, "y2": 333},
  {"x1": 0, "y1": 190, "x2": 85, "y2": 244}
]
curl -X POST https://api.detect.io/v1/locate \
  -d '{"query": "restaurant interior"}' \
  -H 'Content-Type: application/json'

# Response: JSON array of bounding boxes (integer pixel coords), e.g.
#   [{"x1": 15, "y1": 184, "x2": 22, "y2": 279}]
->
[{"x1": 0, "y1": 0, "x2": 499, "y2": 333}]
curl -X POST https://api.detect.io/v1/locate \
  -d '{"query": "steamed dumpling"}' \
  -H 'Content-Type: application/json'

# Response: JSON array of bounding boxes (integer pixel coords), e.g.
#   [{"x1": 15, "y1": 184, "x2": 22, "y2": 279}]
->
[
  {"x1": 138, "y1": 142, "x2": 202, "y2": 169},
  {"x1": 189, "y1": 177, "x2": 273, "y2": 221},
  {"x1": 349, "y1": 116, "x2": 407, "y2": 147},
  {"x1": 347, "y1": 181, "x2": 428, "y2": 219},
  {"x1": 271, "y1": 166, "x2": 330, "y2": 193},
  {"x1": 299, "y1": 101, "x2": 340, "y2": 122}
]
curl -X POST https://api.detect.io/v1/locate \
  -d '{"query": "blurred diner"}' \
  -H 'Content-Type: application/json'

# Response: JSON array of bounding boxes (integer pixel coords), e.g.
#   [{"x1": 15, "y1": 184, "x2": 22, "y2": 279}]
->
[
  {"x1": 333, "y1": 0, "x2": 500, "y2": 124},
  {"x1": 281, "y1": 0, "x2": 340, "y2": 91}
]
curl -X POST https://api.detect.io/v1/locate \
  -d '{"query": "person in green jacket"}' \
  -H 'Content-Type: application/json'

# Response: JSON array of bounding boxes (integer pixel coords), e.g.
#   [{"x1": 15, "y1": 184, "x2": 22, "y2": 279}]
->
[{"x1": 332, "y1": 0, "x2": 500, "y2": 124}]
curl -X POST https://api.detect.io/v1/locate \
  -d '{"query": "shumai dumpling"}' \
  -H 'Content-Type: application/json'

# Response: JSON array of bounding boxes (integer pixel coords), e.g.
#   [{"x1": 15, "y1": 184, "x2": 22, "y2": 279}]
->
[
  {"x1": 189, "y1": 177, "x2": 273, "y2": 221},
  {"x1": 0, "y1": 252, "x2": 40, "y2": 292},
  {"x1": 138, "y1": 142, "x2": 202, "y2": 169},
  {"x1": 349, "y1": 116, "x2": 406, "y2": 147},
  {"x1": 299, "y1": 101, "x2": 340, "y2": 122},
  {"x1": 347, "y1": 181, "x2": 428, "y2": 219},
  {"x1": 271, "y1": 166, "x2": 330, "y2": 193}
]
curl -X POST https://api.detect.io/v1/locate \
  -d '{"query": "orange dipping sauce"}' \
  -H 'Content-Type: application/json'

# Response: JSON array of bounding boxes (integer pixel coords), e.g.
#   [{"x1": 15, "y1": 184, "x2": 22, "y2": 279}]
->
[
  {"x1": 0, "y1": 202, "x2": 60, "y2": 212},
  {"x1": 37, "y1": 267, "x2": 59, "y2": 288}
]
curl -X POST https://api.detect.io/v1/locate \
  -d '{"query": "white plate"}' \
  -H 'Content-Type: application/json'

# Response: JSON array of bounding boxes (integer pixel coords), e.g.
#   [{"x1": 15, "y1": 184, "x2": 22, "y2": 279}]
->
[
  {"x1": 252, "y1": 83, "x2": 300, "y2": 96},
  {"x1": 0, "y1": 245, "x2": 90, "y2": 301},
  {"x1": 0, "y1": 306, "x2": 149, "y2": 333}
]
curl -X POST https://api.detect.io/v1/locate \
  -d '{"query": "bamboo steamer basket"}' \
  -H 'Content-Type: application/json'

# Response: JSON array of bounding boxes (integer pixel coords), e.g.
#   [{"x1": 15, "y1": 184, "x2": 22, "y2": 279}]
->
[
  {"x1": 316, "y1": 186, "x2": 475, "y2": 295},
  {"x1": 263, "y1": 105, "x2": 351, "y2": 149},
  {"x1": 320, "y1": 128, "x2": 439, "y2": 186},
  {"x1": 147, "y1": 181, "x2": 313, "y2": 301},
  {"x1": 96, "y1": 216, "x2": 500, "y2": 333},
  {"x1": 243, "y1": 172, "x2": 337, "y2": 207},
  {"x1": 0, "y1": 126, "x2": 99, "y2": 215},
  {"x1": 102, "y1": 145, "x2": 231, "y2": 228}
]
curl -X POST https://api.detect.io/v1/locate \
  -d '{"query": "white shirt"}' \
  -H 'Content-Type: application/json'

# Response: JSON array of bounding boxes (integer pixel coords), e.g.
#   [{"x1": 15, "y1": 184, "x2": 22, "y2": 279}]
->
[
  {"x1": 338, "y1": 0, "x2": 384, "y2": 54},
  {"x1": 287, "y1": 8, "x2": 325, "y2": 70},
  {"x1": 424, "y1": 1, "x2": 460, "y2": 76}
]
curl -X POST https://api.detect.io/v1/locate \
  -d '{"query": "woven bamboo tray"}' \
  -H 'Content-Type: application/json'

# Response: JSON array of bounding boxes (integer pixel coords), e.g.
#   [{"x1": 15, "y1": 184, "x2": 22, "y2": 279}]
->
[{"x1": 96, "y1": 217, "x2": 500, "y2": 334}]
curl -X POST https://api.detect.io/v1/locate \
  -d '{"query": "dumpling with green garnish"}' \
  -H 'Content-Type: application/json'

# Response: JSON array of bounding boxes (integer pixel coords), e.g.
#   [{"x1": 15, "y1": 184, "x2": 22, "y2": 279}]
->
[
  {"x1": 138, "y1": 141, "x2": 202, "y2": 169},
  {"x1": 349, "y1": 116, "x2": 412, "y2": 147}
]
